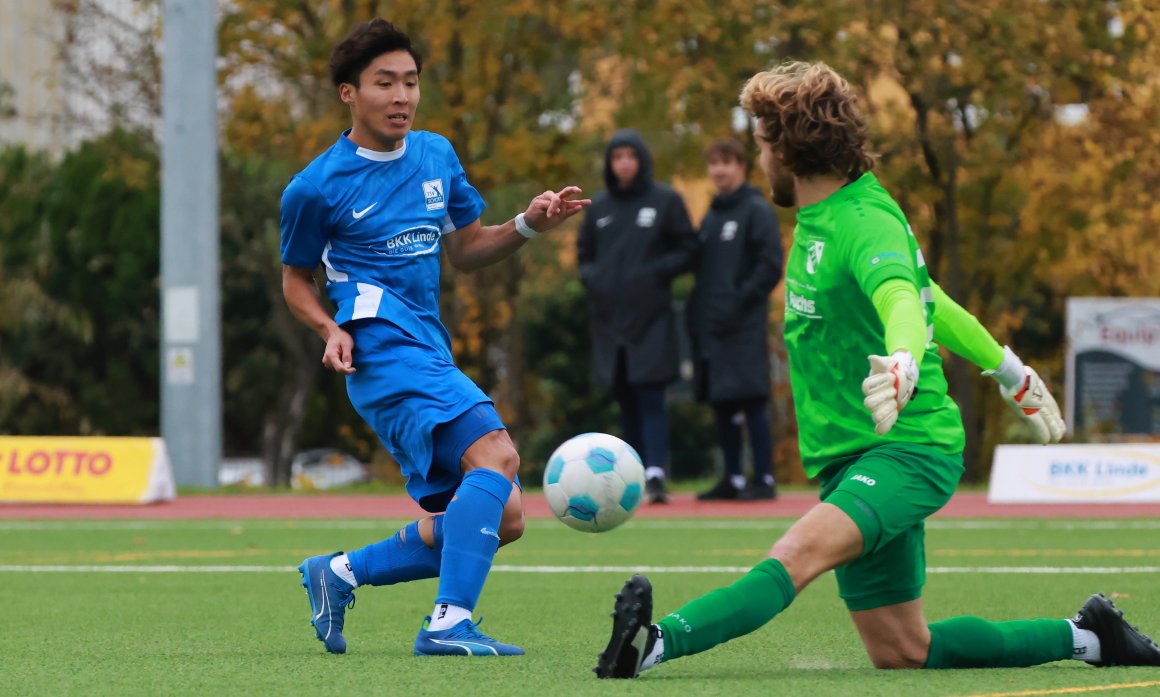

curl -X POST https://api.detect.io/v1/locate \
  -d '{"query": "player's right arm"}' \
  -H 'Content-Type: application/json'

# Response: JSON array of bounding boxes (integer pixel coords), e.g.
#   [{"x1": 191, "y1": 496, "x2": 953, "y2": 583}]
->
[
  {"x1": 841, "y1": 206, "x2": 926, "y2": 435},
  {"x1": 279, "y1": 176, "x2": 355, "y2": 375},
  {"x1": 929, "y1": 282, "x2": 1064, "y2": 443},
  {"x1": 281, "y1": 266, "x2": 355, "y2": 374}
]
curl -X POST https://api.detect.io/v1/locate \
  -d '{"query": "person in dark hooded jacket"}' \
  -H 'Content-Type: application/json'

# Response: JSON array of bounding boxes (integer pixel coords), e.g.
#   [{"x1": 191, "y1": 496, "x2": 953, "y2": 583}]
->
[
  {"x1": 687, "y1": 138, "x2": 784, "y2": 501},
  {"x1": 577, "y1": 129, "x2": 697, "y2": 503}
]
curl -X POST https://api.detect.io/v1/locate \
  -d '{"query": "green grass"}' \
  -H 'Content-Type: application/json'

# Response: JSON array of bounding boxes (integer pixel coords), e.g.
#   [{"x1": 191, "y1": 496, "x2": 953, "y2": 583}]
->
[{"x1": 3, "y1": 517, "x2": 1160, "y2": 696}]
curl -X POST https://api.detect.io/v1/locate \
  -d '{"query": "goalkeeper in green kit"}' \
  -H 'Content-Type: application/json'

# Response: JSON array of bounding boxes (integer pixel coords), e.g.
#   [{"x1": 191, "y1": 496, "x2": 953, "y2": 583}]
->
[{"x1": 595, "y1": 61, "x2": 1160, "y2": 678}]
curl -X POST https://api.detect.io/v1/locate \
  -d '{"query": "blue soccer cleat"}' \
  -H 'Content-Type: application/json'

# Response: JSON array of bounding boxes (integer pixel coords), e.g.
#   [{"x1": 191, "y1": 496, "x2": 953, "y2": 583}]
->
[
  {"x1": 413, "y1": 616, "x2": 525, "y2": 656},
  {"x1": 299, "y1": 552, "x2": 356, "y2": 654}
]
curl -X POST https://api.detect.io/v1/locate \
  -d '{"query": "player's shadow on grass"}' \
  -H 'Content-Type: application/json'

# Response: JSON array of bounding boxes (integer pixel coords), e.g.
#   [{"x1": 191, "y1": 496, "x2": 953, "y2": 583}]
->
[{"x1": 644, "y1": 663, "x2": 1091, "y2": 681}]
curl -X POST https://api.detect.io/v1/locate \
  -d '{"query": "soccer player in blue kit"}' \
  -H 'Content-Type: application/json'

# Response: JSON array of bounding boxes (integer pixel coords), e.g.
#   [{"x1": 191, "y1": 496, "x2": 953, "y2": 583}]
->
[{"x1": 280, "y1": 19, "x2": 589, "y2": 657}]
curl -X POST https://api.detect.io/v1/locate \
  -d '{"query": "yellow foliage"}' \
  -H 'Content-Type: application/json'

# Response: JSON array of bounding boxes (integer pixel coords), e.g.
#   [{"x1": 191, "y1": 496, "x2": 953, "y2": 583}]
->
[{"x1": 214, "y1": 0, "x2": 1160, "y2": 477}]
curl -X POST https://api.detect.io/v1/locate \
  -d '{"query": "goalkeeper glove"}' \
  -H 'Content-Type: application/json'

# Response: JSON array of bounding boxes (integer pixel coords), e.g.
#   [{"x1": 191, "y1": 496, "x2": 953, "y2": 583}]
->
[
  {"x1": 862, "y1": 351, "x2": 919, "y2": 436},
  {"x1": 985, "y1": 346, "x2": 1065, "y2": 444}
]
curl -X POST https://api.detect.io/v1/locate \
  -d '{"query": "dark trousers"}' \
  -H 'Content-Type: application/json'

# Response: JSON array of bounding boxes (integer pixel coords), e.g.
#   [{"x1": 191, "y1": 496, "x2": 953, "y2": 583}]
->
[
  {"x1": 712, "y1": 397, "x2": 774, "y2": 483},
  {"x1": 612, "y1": 351, "x2": 669, "y2": 479}
]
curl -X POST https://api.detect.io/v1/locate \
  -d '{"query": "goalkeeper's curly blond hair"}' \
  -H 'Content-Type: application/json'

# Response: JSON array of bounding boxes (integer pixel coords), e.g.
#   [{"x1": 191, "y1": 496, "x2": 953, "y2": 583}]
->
[{"x1": 740, "y1": 61, "x2": 875, "y2": 180}]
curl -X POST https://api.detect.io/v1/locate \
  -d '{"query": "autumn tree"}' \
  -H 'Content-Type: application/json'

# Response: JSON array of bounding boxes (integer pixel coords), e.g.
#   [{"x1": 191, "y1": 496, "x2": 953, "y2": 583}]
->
[
  {"x1": 586, "y1": 0, "x2": 1160, "y2": 476},
  {"x1": 8, "y1": 0, "x2": 1155, "y2": 485},
  {"x1": 219, "y1": 0, "x2": 602, "y2": 480},
  {"x1": 811, "y1": 1, "x2": 1160, "y2": 473}
]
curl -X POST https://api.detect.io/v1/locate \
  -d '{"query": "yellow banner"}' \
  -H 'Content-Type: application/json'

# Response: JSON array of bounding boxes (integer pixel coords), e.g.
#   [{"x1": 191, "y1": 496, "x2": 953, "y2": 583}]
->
[{"x1": 0, "y1": 437, "x2": 175, "y2": 503}]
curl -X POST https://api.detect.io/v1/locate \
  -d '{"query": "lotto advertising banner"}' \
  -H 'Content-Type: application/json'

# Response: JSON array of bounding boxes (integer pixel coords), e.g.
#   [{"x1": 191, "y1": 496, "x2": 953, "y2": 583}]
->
[
  {"x1": 0, "y1": 437, "x2": 176, "y2": 504},
  {"x1": 989, "y1": 444, "x2": 1160, "y2": 503}
]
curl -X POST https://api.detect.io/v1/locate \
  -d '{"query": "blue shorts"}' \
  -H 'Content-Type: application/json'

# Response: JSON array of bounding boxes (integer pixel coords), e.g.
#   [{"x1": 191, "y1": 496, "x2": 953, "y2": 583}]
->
[
  {"x1": 419, "y1": 403, "x2": 518, "y2": 512},
  {"x1": 344, "y1": 319, "x2": 513, "y2": 511}
]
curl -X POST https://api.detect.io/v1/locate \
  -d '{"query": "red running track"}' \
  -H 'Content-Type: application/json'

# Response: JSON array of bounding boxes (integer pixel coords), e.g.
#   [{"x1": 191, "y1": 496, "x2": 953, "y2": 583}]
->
[{"x1": 1, "y1": 492, "x2": 1158, "y2": 520}]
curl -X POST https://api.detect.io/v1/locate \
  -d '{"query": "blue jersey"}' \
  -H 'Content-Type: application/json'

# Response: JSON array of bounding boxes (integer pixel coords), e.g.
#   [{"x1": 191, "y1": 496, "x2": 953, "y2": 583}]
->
[{"x1": 280, "y1": 129, "x2": 486, "y2": 356}]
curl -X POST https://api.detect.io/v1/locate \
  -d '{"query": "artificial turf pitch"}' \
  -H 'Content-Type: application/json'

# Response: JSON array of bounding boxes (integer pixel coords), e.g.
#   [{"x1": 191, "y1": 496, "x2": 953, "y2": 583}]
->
[{"x1": 3, "y1": 516, "x2": 1160, "y2": 696}]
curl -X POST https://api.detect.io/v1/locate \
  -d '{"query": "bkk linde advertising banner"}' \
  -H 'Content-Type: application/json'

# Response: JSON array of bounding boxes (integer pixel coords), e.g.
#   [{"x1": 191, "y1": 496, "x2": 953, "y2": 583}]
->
[
  {"x1": 0, "y1": 437, "x2": 176, "y2": 503},
  {"x1": 989, "y1": 444, "x2": 1160, "y2": 503}
]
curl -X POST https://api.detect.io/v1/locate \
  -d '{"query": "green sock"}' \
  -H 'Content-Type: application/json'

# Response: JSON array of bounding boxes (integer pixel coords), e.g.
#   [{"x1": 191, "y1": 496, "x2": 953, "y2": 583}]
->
[
  {"x1": 924, "y1": 616, "x2": 1073, "y2": 668},
  {"x1": 656, "y1": 558, "x2": 795, "y2": 661}
]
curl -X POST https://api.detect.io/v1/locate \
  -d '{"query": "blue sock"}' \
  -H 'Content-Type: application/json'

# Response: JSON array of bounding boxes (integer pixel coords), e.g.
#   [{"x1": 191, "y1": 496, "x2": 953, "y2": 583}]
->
[
  {"x1": 435, "y1": 468, "x2": 512, "y2": 610},
  {"x1": 346, "y1": 516, "x2": 444, "y2": 587}
]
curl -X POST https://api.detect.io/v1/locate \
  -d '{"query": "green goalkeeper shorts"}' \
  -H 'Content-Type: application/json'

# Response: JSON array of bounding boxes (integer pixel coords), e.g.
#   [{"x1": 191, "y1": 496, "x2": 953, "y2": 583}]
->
[{"x1": 817, "y1": 442, "x2": 964, "y2": 612}]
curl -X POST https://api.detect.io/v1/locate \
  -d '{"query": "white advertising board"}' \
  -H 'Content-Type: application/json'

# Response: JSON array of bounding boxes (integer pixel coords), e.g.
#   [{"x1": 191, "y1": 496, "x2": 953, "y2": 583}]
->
[{"x1": 989, "y1": 444, "x2": 1160, "y2": 503}]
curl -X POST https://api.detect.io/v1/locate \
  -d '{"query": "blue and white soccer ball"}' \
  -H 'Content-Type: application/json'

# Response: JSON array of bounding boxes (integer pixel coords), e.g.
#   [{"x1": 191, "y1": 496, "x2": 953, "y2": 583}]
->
[{"x1": 543, "y1": 432, "x2": 645, "y2": 533}]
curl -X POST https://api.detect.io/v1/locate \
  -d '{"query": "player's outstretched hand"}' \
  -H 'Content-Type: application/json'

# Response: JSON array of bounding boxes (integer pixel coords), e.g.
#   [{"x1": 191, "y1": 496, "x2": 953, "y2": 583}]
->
[
  {"x1": 323, "y1": 326, "x2": 357, "y2": 375},
  {"x1": 524, "y1": 186, "x2": 591, "y2": 233},
  {"x1": 1001, "y1": 366, "x2": 1065, "y2": 444},
  {"x1": 862, "y1": 351, "x2": 919, "y2": 436}
]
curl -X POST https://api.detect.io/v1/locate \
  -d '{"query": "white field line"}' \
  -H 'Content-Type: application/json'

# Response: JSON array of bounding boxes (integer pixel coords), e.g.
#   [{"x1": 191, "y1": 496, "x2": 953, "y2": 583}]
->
[{"x1": 1, "y1": 564, "x2": 1158, "y2": 574}]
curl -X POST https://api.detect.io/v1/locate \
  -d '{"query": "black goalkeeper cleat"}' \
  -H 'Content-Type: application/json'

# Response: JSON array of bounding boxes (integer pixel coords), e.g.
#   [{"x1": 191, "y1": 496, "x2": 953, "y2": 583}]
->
[
  {"x1": 1074, "y1": 593, "x2": 1160, "y2": 667},
  {"x1": 595, "y1": 574, "x2": 657, "y2": 679}
]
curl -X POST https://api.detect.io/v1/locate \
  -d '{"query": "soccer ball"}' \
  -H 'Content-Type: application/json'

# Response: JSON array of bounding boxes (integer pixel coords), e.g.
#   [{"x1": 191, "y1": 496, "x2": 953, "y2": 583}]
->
[{"x1": 543, "y1": 432, "x2": 645, "y2": 533}]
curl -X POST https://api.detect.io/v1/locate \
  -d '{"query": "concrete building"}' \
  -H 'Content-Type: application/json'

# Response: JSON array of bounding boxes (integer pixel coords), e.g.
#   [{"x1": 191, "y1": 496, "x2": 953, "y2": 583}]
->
[{"x1": 0, "y1": 0, "x2": 157, "y2": 156}]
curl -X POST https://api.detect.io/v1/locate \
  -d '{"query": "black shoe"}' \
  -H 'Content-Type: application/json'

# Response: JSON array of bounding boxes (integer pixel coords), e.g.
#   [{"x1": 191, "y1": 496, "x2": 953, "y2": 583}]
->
[
  {"x1": 645, "y1": 477, "x2": 669, "y2": 504},
  {"x1": 697, "y1": 477, "x2": 741, "y2": 501},
  {"x1": 595, "y1": 575, "x2": 658, "y2": 679},
  {"x1": 738, "y1": 480, "x2": 778, "y2": 501},
  {"x1": 1073, "y1": 593, "x2": 1160, "y2": 666}
]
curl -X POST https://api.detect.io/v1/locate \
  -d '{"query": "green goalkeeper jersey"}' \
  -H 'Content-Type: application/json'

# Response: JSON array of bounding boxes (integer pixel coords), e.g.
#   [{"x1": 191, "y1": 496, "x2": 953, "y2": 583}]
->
[{"x1": 785, "y1": 172, "x2": 965, "y2": 478}]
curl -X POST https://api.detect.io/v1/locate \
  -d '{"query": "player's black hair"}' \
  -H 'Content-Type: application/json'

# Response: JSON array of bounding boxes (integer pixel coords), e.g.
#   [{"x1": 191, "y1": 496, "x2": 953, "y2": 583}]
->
[{"x1": 329, "y1": 19, "x2": 422, "y2": 88}]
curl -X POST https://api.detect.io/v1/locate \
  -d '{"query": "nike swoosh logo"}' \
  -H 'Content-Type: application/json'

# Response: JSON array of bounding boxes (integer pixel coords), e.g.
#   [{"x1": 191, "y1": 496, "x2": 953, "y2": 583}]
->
[
  {"x1": 313, "y1": 571, "x2": 325, "y2": 621},
  {"x1": 428, "y1": 638, "x2": 498, "y2": 656},
  {"x1": 320, "y1": 571, "x2": 334, "y2": 641},
  {"x1": 480, "y1": 528, "x2": 500, "y2": 540},
  {"x1": 352, "y1": 203, "x2": 377, "y2": 219}
]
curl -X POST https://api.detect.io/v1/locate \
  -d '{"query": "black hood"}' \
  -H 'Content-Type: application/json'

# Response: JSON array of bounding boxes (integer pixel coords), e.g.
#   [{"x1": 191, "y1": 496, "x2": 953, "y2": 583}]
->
[{"x1": 603, "y1": 129, "x2": 654, "y2": 196}]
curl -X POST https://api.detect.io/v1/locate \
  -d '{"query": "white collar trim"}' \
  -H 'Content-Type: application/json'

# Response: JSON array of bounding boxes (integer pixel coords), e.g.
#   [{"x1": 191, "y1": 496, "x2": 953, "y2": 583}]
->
[{"x1": 353, "y1": 137, "x2": 407, "y2": 162}]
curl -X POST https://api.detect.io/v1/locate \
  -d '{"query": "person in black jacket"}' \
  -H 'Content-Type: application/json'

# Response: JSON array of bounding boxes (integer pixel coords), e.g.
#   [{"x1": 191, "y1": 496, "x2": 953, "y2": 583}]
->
[
  {"x1": 578, "y1": 129, "x2": 697, "y2": 504},
  {"x1": 687, "y1": 138, "x2": 784, "y2": 501}
]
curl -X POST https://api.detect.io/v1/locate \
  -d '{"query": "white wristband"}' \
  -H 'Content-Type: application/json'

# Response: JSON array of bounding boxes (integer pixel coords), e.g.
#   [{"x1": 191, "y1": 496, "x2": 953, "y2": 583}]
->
[
  {"x1": 514, "y1": 213, "x2": 537, "y2": 239},
  {"x1": 983, "y1": 345, "x2": 1026, "y2": 391}
]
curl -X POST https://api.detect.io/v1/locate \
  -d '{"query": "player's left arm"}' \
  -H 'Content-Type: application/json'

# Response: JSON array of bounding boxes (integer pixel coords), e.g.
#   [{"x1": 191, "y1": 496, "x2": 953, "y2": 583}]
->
[
  {"x1": 442, "y1": 186, "x2": 590, "y2": 272},
  {"x1": 930, "y1": 282, "x2": 1065, "y2": 444}
]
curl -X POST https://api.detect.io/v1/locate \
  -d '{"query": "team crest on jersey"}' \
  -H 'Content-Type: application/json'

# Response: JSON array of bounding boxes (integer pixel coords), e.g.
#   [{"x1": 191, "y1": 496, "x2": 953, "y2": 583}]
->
[
  {"x1": 636, "y1": 207, "x2": 657, "y2": 227},
  {"x1": 721, "y1": 221, "x2": 738, "y2": 241},
  {"x1": 422, "y1": 179, "x2": 445, "y2": 211},
  {"x1": 806, "y1": 240, "x2": 825, "y2": 274}
]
